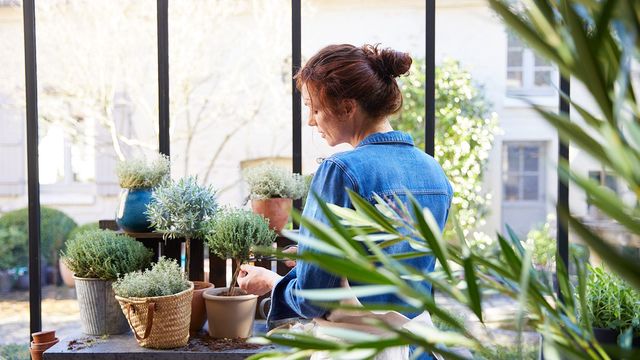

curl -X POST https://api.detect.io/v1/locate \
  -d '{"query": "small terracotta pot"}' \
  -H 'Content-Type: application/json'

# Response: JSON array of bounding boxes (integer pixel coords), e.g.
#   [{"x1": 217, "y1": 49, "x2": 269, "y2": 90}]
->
[
  {"x1": 59, "y1": 261, "x2": 75, "y2": 288},
  {"x1": 203, "y1": 287, "x2": 258, "y2": 339},
  {"x1": 190, "y1": 281, "x2": 214, "y2": 332},
  {"x1": 31, "y1": 330, "x2": 55, "y2": 344},
  {"x1": 251, "y1": 198, "x2": 292, "y2": 233},
  {"x1": 30, "y1": 338, "x2": 59, "y2": 351}
]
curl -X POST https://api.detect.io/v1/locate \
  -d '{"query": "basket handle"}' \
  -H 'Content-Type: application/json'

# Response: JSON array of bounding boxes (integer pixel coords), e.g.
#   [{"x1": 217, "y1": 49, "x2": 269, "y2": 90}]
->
[{"x1": 126, "y1": 302, "x2": 155, "y2": 341}]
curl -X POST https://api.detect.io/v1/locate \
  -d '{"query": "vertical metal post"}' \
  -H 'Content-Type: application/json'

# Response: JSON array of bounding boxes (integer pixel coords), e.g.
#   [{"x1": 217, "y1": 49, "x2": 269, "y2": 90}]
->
[
  {"x1": 157, "y1": 0, "x2": 170, "y2": 156},
  {"x1": 22, "y1": 0, "x2": 42, "y2": 338},
  {"x1": 557, "y1": 75, "x2": 570, "y2": 300},
  {"x1": 425, "y1": 0, "x2": 436, "y2": 156},
  {"x1": 292, "y1": 0, "x2": 302, "y2": 212}
]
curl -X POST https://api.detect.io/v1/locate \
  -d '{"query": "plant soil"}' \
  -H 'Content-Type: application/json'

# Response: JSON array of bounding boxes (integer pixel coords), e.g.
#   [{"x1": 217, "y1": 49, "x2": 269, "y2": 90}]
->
[{"x1": 179, "y1": 330, "x2": 265, "y2": 351}]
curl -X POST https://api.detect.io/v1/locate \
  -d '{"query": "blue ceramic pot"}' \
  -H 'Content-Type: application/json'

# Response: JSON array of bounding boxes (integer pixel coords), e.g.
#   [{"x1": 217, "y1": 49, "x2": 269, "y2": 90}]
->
[{"x1": 116, "y1": 188, "x2": 153, "y2": 233}]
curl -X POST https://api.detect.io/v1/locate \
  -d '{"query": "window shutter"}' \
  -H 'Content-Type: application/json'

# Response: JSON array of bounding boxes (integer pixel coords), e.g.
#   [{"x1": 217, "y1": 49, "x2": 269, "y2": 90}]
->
[{"x1": 0, "y1": 96, "x2": 25, "y2": 196}]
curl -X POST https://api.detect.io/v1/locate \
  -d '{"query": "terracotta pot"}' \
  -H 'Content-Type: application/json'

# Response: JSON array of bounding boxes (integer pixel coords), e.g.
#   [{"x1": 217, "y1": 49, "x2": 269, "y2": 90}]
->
[
  {"x1": 31, "y1": 330, "x2": 55, "y2": 344},
  {"x1": 190, "y1": 281, "x2": 214, "y2": 332},
  {"x1": 59, "y1": 261, "x2": 75, "y2": 288},
  {"x1": 30, "y1": 338, "x2": 59, "y2": 351},
  {"x1": 203, "y1": 287, "x2": 258, "y2": 339},
  {"x1": 251, "y1": 198, "x2": 292, "y2": 233}
]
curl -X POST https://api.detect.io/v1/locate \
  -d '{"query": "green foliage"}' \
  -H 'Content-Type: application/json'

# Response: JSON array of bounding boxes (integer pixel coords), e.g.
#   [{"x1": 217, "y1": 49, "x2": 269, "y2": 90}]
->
[
  {"x1": 525, "y1": 215, "x2": 556, "y2": 270},
  {"x1": 0, "y1": 343, "x2": 29, "y2": 360},
  {"x1": 145, "y1": 176, "x2": 218, "y2": 240},
  {"x1": 473, "y1": 343, "x2": 539, "y2": 360},
  {"x1": 0, "y1": 207, "x2": 77, "y2": 267},
  {"x1": 112, "y1": 257, "x2": 190, "y2": 298},
  {"x1": 243, "y1": 163, "x2": 306, "y2": 200},
  {"x1": 0, "y1": 226, "x2": 28, "y2": 270},
  {"x1": 582, "y1": 265, "x2": 640, "y2": 334},
  {"x1": 391, "y1": 59, "x2": 499, "y2": 241},
  {"x1": 67, "y1": 222, "x2": 99, "y2": 243},
  {"x1": 61, "y1": 229, "x2": 152, "y2": 280},
  {"x1": 205, "y1": 207, "x2": 276, "y2": 263},
  {"x1": 116, "y1": 153, "x2": 170, "y2": 189}
]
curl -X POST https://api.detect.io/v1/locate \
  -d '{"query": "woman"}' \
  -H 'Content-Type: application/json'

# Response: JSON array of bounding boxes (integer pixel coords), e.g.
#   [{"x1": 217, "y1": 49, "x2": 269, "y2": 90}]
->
[{"x1": 238, "y1": 44, "x2": 452, "y2": 328}]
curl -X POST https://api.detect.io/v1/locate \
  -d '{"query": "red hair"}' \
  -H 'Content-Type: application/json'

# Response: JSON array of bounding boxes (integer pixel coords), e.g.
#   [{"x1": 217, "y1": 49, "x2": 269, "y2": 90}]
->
[{"x1": 295, "y1": 44, "x2": 412, "y2": 120}]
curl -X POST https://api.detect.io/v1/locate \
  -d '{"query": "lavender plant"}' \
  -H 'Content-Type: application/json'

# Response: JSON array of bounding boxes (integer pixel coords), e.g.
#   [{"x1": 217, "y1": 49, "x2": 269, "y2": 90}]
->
[
  {"x1": 113, "y1": 257, "x2": 190, "y2": 298},
  {"x1": 145, "y1": 176, "x2": 218, "y2": 278},
  {"x1": 243, "y1": 163, "x2": 306, "y2": 200}
]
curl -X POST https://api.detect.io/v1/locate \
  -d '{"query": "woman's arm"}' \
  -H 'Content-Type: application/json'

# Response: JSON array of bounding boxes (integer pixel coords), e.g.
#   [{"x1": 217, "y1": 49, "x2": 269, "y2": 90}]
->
[{"x1": 269, "y1": 158, "x2": 357, "y2": 321}]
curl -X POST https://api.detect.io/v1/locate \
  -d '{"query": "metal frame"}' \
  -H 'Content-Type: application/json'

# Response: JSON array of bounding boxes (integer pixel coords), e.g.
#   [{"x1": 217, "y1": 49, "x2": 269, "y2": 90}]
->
[
  {"x1": 23, "y1": 0, "x2": 42, "y2": 338},
  {"x1": 21, "y1": 0, "x2": 573, "y2": 341},
  {"x1": 557, "y1": 75, "x2": 570, "y2": 299},
  {"x1": 157, "y1": 0, "x2": 170, "y2": 156},
  {"x1": 292, "y1": 0, "x2": 302, "y2": 213},
  {"x1": 425, "y1": 0, "x2": 436, "y2": 156}
]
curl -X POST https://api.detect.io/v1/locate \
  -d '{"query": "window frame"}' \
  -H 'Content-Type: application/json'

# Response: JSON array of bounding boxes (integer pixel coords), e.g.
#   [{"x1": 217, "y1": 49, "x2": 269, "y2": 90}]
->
[{"x1": 502, "y1": 141, "x2": 546, "y2": 204}]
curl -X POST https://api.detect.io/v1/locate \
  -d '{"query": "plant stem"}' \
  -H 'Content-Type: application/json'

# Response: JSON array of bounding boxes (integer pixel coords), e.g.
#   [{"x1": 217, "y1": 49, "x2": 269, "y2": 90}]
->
[
  {"x1": 185, "y1": 236, "x2": 191, "y2": 280},
  {"x1": 229, "y1": 260, "x2": 243, "y2": 296}
]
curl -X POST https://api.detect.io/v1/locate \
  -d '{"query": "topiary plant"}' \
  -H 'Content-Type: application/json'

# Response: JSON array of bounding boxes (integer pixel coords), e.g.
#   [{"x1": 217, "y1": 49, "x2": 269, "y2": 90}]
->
[
  {"x1": 0, "y1": 207, "x2": 77, "y2": 275},
  {"x1": 145, "y1": 176, "x2": 218, "y2": 278},
  {"x1": 61, "y1": 229, "x2": 153, "y2": 280},
  {"x1": 204, "y1": 208, "x2": 276, "y2": 295},
  {"x1": 0, "y1": 226, "x2": 28, "y2": 271},
  {"x1": 112, "y1": 257, "x2": 190, "y2": 298},
  {"x1": 116, "y1": 153, "x2": 170, "y2": 189},
  {"x1": 243, "y1": 163, "x2": 306, "y2": 200}
]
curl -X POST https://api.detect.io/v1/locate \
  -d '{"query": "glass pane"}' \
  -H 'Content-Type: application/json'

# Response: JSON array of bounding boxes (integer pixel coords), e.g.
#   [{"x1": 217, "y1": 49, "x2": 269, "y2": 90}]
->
[
  {"x1": 507, "y1": 71, "x2": 523, "y2": 88},
  {"x1": 604, "y1": 174, "x2": 618, "y2": 192},
  {"x1": 504, "y1": 174, "x2": 521, "y2": 201},
  {"x1": 523, "y1": 175, "x2": 539, "y2": 200},
  {"x1": 534, "y1": 54, "x2": 550, "y2": 66},
  {"x1": 507, "y1": 146, "x2": 520, "y2": 171},
  {"x1": 523, "y1": 146, "x2": 540, "y2": 171},
  {"x1": 508, "y1": 50, "x2": 523, "y2": 67},
  {"x1": 534, "y1": 70, "x2": 552, "y2": 86}
]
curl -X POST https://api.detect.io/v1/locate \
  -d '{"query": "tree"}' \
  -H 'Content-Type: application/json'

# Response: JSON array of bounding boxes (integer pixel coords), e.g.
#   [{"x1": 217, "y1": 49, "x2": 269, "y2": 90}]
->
[
  {"x1": 19, "y1": 0, "x2": 293, "y2": 193},
  {"x1": 390, "y1": 59, "x2": 499, "y2": 244}
]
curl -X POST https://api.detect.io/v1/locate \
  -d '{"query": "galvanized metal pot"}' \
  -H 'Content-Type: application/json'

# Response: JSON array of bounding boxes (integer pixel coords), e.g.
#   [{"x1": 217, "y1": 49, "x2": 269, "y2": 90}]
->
[{"x1": 74, "y1": 277, "x2": 129, "y2": 335}]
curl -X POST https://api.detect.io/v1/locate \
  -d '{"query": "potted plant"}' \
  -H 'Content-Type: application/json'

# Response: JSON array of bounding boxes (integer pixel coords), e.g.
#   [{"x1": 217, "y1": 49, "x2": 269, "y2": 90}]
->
[
  {"x1": 113, "y1": 257, "x2": 193, "y2": 349},
  {"x1": 60, "y1": 229, "x2": 152, "y2": 335},
  {"x1": 581, "y1": 265, "x2": 640, "y2": 349},
  {"x1": 243, "y1": 163, "x2": 306, "y2": 233},
  {"x1": 145, "y1": 176, "x2": 217, "y2": 331},
  {"x1": 115, "y1": 153, "x2": 170, "y2": 233},
  {"x1": 203, "y1": 208, "x2": 276, "y2": 338},
  {"x1": 59, "y1": 222, "x2": 99, "y2": 288}
]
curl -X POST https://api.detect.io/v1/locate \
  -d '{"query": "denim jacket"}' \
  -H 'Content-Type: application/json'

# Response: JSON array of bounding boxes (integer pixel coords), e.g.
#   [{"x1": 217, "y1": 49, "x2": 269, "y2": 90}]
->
[{"x1": 268, "y1": 131, "x2": 453, "y2": 325}]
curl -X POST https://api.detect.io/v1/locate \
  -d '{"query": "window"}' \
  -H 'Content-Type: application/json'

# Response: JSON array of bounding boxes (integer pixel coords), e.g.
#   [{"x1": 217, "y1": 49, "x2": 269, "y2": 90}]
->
[
  {"x1": 503, "y1": 143, "x2": 545, "y2": 202},
  {"x1": 39, "y1": 120, "x2": 95, "y2": 185},
  {"x1": 587, "y1": 170, "x2": 618, "y2": 213},
  {"x1": 507, "y1": 31, "x2": 555, "y2": 95}
]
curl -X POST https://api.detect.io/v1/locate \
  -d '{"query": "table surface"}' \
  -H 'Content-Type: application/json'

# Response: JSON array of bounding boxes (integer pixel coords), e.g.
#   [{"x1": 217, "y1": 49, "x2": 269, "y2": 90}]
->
[{"x1": 43, "y1": 320, "x2": 278, "y2": 360}]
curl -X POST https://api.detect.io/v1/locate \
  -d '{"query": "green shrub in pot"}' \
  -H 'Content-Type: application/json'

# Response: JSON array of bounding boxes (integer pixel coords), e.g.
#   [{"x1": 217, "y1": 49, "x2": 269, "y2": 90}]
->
[
  {"x1": 113, "y1": 257, "x2": 193, "y2": 349},
  {"x1": 243, "y1": 163, "x2": 306, "y2": 232},
  {"x1": 202, "y1": 208, "x2": 275, "y2": 338},
  {"x1": 61, "y1": 229, "x2": 152, "y2": 335},
  {"x1": 582, "y1": 265, "x2": 640, "y2": 337}
]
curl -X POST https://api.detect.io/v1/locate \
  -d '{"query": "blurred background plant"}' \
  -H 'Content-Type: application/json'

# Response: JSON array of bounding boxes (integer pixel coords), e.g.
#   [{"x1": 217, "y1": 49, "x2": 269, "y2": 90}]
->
[{"x1": 391, "y1": 59, "x2": 500, "y2": 247}]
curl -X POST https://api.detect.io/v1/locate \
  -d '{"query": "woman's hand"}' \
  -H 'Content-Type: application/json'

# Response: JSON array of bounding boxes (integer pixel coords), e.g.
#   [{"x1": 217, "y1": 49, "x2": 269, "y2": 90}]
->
[
  {"x1": 237, "y1": 264, "x2": 282, "y2": 296},
  {"x1": 283, "y1": 245, "x2": 298, "y2": 268}
]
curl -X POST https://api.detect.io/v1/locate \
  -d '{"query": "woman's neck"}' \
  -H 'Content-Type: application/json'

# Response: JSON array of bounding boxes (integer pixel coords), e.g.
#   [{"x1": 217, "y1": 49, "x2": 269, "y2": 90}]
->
[{"x1": 349, "y1": 121, "x2": 394, "y2": 147}]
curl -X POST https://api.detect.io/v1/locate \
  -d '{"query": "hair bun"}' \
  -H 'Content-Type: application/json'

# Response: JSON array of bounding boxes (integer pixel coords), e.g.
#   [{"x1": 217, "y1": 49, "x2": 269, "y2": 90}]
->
[{"x1": 362, "y1": 44, "x2": 412, "y2": 79}]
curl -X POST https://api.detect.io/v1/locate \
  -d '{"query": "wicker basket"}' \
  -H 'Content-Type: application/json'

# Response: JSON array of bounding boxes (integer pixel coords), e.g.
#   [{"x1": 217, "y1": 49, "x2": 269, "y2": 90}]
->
[{"x1": 115, "y1": 282, "x2": 194, "y2": 349}]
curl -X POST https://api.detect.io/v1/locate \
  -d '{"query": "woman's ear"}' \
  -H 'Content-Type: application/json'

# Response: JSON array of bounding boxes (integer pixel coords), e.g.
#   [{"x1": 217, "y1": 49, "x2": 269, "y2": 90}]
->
[{"x1": 341, "y1": 99, "x2": 357, "y2": 118}]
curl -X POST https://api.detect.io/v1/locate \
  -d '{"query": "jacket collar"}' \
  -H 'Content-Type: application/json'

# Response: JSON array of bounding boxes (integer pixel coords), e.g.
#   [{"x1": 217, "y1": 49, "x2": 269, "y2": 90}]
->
[{"x1": 356, "y1": 131, "x2": 415, "y2": 148}]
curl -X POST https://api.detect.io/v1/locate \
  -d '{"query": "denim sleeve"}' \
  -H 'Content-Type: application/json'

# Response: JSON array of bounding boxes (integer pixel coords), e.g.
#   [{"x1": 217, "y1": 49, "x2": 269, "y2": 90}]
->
[{"x1": 268, "y1": 159, "x2": 356, "y2": 322}]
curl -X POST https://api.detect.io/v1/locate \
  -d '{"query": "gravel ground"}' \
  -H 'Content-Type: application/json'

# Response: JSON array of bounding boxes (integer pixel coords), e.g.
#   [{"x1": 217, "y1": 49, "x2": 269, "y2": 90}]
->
[{"x1": 0, "y1": 286, "x2": 80, "y2": 346}]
